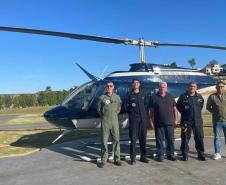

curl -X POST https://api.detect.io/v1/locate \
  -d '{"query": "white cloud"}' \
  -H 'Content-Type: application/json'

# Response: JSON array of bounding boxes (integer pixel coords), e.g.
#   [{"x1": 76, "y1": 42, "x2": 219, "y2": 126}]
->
[{"x1": 21, "y1": 74, "x2": 42, "y2": 80}]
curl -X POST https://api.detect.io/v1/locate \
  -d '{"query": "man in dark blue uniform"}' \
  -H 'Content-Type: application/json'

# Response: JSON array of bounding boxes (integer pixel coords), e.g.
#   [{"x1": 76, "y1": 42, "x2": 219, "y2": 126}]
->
[
  {"x1": 176, "y1": 81, "x2": 206, "y2": 161},
  {"x1": 150, "y1": 82, "x2": 178, "y2": 162},
  {"x1": 125, "y1": 79, "x2": 149, "y2": 165}
]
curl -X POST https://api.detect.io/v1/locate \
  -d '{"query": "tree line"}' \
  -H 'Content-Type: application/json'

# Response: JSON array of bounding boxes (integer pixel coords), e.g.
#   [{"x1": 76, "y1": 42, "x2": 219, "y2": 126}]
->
[{"x1": 0, "y1": 86, "x2": 76, "y2": 110}]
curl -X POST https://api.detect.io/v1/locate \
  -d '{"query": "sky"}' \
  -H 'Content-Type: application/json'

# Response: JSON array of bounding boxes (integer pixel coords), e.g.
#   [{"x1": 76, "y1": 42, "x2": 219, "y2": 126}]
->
[{"x1": 0, "y1": 0, "x2": 226, "y2": 94}]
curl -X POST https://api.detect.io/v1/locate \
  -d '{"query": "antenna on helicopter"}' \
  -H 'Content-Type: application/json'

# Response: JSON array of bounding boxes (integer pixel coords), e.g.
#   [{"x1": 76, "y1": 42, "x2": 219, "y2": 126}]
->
[
  {"x1": 76, "y1": 63, "x2": 99, "y2": 81},
  {"x1": 99, "y1": 65, "x2": 109, "y2": 79}
]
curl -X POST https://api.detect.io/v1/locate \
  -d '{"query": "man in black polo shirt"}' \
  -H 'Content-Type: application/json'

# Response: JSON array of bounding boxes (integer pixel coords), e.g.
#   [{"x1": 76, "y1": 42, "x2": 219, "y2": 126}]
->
[{"x1": 150, "y1": 82, "x2": 178, "y2": 162}]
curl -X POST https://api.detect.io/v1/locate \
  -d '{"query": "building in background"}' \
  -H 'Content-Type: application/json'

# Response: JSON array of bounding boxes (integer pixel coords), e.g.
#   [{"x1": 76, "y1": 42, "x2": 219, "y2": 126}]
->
[{"x1": 203, "y1": 64, "x2": 223, "y2": 75}]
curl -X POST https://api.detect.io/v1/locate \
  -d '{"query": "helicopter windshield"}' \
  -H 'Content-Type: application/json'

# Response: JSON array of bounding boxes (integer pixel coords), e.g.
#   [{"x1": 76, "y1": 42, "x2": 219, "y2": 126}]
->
[
  {"x1": 87, "y1": 82, "x2": 130, "y2": 111},
  {"x1": 62, "y1": 81, "x2": 131, "y2": 112},
  {"x1": 62, "y1": 81, "x2": 99, "y2": 110}
]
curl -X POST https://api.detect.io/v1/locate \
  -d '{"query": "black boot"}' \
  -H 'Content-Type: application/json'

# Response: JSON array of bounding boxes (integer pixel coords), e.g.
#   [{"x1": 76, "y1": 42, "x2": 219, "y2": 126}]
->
[
  {"x1": 156, "y1": 155, "x2": 164, "y2": 162},
  {"x1": 182, "y1": 153, "x2": 188, "y2": 161},
  {"x1": 167, "y1": 155, "x2": 177, "y2": 161},
  {"x1": 130, "y1": 157, "x2": 136, "y2": 165},
  {"x1": 114, "y1": 160, "x2": 122, "y2": 166},
  {"x1": 140, "y1": 156, "x2": 149, "y2": 163},
  {"x1": 197, "y1": 153, "x2": 206, "y2": 161},
  {"x1": 98, "y1": 161, "x2": 105, "y2": 168}
]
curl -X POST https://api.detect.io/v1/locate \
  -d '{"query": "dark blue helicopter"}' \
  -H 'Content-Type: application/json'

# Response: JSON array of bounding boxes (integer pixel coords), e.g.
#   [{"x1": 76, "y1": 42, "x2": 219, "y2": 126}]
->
[
  {"x1": 44, "y1": 62, "x2": 217, "y2": 132},
  {"x1": 0, "y1": 26, "x2": 225, "y2": 142}
]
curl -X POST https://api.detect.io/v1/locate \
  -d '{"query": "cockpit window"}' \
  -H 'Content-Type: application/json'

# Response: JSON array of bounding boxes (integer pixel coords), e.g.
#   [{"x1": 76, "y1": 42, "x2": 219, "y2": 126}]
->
[
  {"x1": 62, "y1": 81, "x2": 98, "y2": 110},
  {"x1": 88, "y1": 82, "x2": 129, "y2": 111}
]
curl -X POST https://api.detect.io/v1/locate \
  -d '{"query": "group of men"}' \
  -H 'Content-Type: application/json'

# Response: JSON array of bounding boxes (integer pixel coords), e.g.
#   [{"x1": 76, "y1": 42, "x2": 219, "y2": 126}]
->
[{"x1": 97, "y1": 80, "x2": 226, "y2": 168}]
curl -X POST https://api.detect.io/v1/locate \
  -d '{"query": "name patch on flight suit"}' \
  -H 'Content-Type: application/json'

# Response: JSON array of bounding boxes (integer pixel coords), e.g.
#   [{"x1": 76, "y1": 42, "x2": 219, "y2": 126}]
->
[{"x1": 105, "y1": 100, "x2": 111, "y2": 104}]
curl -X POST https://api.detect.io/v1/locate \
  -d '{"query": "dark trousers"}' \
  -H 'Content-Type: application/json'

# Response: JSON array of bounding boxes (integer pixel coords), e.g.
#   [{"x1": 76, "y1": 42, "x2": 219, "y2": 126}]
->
[
  {"x1": 180, "y1": 124, "x2": 204, "y2": 156},
  {"x1": 155, "y1": 125, "x2": 175, "y2": 157},
  {"x1": 129, "y1": 118, "x2": 147, "y2": 159}
]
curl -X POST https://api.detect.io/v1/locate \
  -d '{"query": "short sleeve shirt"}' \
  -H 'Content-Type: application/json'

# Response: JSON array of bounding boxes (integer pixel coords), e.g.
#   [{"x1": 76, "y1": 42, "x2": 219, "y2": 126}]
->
[{"x1": 150, "y1": 92, "x2": 176, "y2": 126}]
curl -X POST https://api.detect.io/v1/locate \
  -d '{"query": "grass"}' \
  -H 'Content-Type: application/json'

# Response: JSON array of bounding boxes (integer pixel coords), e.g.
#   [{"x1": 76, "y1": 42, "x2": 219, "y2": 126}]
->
[
  {"x1": 0, "y1": 106, "x2": 53, "y2": 115},
  {"x1": 146, "y1": 114, "x2": 214, "y2": 136}
]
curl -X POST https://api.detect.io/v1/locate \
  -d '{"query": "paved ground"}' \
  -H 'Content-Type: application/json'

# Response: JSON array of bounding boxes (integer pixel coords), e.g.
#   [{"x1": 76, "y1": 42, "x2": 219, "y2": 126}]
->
[
  {"x1": 0, "y1": 115, "x2": 18, "y2": 124},
  {"x1": 0, "y1": 136, "x2": 226, "y2": 185}
]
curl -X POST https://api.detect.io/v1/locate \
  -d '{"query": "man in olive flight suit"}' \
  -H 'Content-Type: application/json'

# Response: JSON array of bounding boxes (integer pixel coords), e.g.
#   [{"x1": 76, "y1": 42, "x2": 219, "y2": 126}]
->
[
  {"x1": 125, "y1": 79, "x2": 149, "y2": 165},
  {"x1": 97, "y1": 82, "x2": 122, "y2": 168}
]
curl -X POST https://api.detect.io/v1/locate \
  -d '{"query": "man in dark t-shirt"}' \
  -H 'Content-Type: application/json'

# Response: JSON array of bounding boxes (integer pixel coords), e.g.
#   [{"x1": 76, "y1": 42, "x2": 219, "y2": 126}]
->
[{"x1": 150, "y1": 82, "x2": 178, "y2": 162}]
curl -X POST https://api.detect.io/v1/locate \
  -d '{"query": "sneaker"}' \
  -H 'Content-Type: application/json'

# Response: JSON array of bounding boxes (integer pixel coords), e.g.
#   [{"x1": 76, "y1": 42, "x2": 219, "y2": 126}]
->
[
  {"x1": 114, "y1": 161, "x2": 122, "y2": 166},
  {"x1": 98, "y1": 161, "x2": 105, "y2": 168},
  {"x1": 140, "y1": 157, "x2": 149, "y2": 163},
  {"x1": 167, "y1": 155, "x2": 177, "y2": 161},
  {"x1": 213, "y1": 153, "x2": 221, "y2": 160}
]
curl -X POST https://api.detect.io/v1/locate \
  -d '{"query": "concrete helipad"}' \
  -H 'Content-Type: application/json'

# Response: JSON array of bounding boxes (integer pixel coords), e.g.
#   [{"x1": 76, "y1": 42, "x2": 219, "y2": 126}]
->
[{"x1": 0, "y1": 136, "x2": 226, "y2": 185}]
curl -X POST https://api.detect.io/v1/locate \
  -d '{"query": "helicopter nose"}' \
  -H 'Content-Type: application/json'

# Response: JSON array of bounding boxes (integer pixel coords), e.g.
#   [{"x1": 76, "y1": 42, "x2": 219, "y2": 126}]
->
[{"x1": 44, "y1": 105, "x2": 76, "y2": 129}]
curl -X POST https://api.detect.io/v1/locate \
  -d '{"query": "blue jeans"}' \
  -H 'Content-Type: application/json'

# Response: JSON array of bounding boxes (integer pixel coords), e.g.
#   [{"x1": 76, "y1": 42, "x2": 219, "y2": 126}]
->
[
  {"x1": 154, "y1": 125, "x2": 175, "y2": 157},
  {"x1": 213, "y1": 122, "x2": 226, "y2": 153}
]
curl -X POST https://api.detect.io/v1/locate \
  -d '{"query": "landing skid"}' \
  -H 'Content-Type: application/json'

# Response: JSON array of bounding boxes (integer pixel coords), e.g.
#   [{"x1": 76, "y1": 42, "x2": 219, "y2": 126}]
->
[
  {"x1": 80, "y1": 137, "x2": 181, "y2": 145},
  {"x1": 52, "y1": 130, "x2": 73, "y2": 143},
  {"x1": 79, "y1": 137, "x2": 181, "y2": 162},
  {"x1": 80, "y1": 153, "x2": 180, "y2": 163}
]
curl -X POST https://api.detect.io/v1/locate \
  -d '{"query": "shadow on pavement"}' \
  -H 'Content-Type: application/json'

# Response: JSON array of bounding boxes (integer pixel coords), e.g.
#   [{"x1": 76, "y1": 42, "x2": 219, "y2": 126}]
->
[
  {"x1": 10, "y1": 129, "x2": 100, "y2": 149},
  {"x1": 10, "y1": 130, "x2": 160, "y2": 162},
  {"x1": 10, "y1": 130, "x2": 221, "y2": 164}
]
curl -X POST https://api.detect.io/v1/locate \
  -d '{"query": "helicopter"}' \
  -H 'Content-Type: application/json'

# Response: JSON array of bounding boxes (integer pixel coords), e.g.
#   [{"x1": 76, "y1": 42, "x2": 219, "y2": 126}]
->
[{"x1": 0, "y1": 26, "x2": 225, "y2": 143}]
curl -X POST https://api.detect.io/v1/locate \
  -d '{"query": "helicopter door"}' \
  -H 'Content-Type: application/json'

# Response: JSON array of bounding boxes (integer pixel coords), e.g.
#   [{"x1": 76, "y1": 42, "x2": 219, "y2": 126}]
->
[{"x1": 74, "y1": 83, "x2": 105, "y2": 129}]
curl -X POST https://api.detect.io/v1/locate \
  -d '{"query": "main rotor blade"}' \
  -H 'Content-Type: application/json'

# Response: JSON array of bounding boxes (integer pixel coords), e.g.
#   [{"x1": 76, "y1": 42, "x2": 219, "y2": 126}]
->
[
  {"x1": 1, "y1": 26, "x2": 226, "y2": 51},
  {"x1": 153, "y1": 42, "x2": 226, "y2": 50},
  {"x1": 0, "y1": 26, "x2": 129, "y2": 44}
]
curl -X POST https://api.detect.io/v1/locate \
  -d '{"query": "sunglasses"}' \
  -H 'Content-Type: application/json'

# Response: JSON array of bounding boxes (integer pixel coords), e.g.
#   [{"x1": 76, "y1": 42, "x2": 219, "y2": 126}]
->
[
  {"x1": 218, "y1": 86, "x2": 225, "y2": 88},
  {"x1": 106, "y1": 85, "x2": 113, "y2": 88}
]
